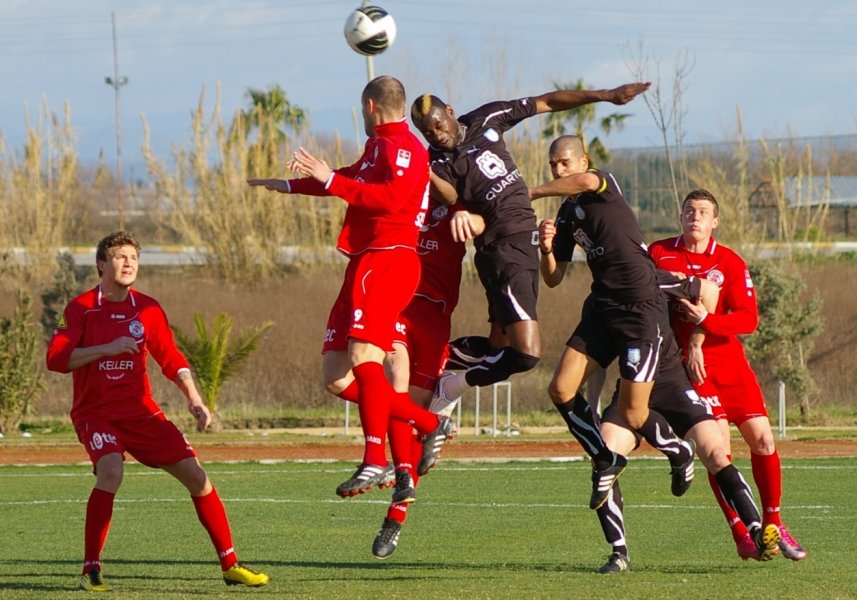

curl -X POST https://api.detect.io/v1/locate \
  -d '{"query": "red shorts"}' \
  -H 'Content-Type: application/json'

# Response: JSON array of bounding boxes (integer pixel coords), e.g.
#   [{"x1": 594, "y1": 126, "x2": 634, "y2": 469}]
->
[
  {"x1": 692, "y1": 357, "x2": 768, "y2": 426},
  {"x1": 706, "y1": 357, "x2": 768, "y2": 426},
  {"x1": 395, "y1": 296, "x2": 451, "y2": 391},
  {"x1": 691, "y1": 378, "x2": 726, "y2": 420},
  {"x1": 323, "y1": 248, "x2": 420, "y2": 353},
  {"x1": 75, "y1": 413, "x2": 197, "y2": 469}
]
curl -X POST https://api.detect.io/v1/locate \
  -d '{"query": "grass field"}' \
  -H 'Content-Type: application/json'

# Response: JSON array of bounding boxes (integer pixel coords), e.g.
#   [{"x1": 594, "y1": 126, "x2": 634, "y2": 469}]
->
[{"x1": 0, "y1": 456, "x2": 853, "y2": 599}]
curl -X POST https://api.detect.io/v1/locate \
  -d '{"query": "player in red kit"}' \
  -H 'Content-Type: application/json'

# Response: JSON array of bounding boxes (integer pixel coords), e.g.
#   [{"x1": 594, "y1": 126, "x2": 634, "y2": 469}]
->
[
  {"x1": 46, "y1": 231, "x2": 269, "y2": 592},
  {"x1": 248, "y1": 76, "x2": 456, "y2": 499},
  {"x1": 372, "y1": 197, "x2": 485, "y2": 559},
  {"x1": 649, "y1": 189, "x2": 807, "y2": 561}
]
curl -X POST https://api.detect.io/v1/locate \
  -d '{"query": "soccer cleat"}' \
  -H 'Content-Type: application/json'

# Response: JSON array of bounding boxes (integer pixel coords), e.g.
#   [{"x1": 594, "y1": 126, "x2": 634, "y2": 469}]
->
[
  {"x1": 78, "y1": 569, "x2": 110, "y2": 592},
  {"x1": 589, "y1": 454, "x2": 627, "y2": 510},
  {"x1": 380, "y1": 462, "x2": 396, "y2": 489},
  {"x1": 336, "y1": 463, "x2": 394, "y2": 498},
  {"x1": 736, "y1": 532, "x2": 758, "y2": 560},
  {"x1": 778, "y1": 526, "x2": 807, "y2": 561},
  {"x1": 751, "y1": 523, "x2": 781, "y2": 561},
  {"x1": 597, "y1": 552, "x2": 630, "y2": 574},
  {"x1": 223, "y1": 562, "x2": 270, "y2": 587},
  {"x1": 391, "y1": 470, "x2": 416, "y2": 504},
  {"x1": 428, "y1": 371, "x2": 459, "y2": 415},
  {"x1": 669, "y1": 438, "x2": 696, "y2": 497},
  {"x1": 417, "y1": 415, "x2": 457, "y2": 476},
  {"x1": 372, "y1": 518, "x2": 402, "y2": 560}
]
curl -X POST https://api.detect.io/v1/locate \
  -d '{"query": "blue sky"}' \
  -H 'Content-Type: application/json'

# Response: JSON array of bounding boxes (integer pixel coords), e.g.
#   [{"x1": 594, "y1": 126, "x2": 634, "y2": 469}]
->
[{"x1": 1, "y1": 0, "x2": 855, "y2": 174}]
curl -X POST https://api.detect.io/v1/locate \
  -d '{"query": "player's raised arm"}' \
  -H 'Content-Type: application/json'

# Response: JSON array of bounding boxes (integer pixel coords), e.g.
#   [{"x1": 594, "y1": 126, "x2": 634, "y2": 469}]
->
[
  {"x1": 530, "y1": 172, "x2": 600, "y2": 200},
  {"x1": 533, "y1": 81, "x2": 650, "y2": 114}
]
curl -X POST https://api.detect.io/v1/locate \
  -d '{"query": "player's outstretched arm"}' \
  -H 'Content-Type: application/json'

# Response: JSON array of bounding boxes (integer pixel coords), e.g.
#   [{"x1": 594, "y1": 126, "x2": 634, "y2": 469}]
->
[
  {"x1": 247, "y1": 178, "x2": 291, "y2": 193},
  {"x1": 533, "y1": 81, "x2": 650, "y2": 114},
  {"x1": 529, "y1": 172, "x2": 600, "y2": 200}
]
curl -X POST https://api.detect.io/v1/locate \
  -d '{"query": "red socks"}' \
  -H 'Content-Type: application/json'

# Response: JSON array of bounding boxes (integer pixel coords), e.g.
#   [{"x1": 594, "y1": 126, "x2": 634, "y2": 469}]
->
[
  {"x1": 751, "y1": 451, "x2": 783, "y2": 526},
  {"x1": 352, "y1": 362, "x2": 393, "y2": 466},
  {"x1": 192, "y1": 487, "x2": 237, "y2": 570},
  {"x1": 83, "y1": 488, "x2": 115, "y2": 574}
]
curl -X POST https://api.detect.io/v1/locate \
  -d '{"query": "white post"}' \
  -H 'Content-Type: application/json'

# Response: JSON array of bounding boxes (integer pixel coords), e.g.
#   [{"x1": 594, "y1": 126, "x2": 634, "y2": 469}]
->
[
  {"x1": 344, "y1": 401, "x2": 350, "y2": 436},
  {"x1": 474, "y1": 386, "x2": 481, "y2": 436},
  {"x1": 492, "y1": 381, "x2": 512, "y2": 436},
  {"x1": 778, "y1": 380, "x2": 786, "y2": 439}
]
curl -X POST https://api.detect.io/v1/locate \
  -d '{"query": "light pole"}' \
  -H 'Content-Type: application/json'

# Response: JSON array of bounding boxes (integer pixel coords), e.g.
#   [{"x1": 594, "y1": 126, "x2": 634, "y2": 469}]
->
[{"x1": 105, "y1": 11, "x2": 128, "y2": 229}]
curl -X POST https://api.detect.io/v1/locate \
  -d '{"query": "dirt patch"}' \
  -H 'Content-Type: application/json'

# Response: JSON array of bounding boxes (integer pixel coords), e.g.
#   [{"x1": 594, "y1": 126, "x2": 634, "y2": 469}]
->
[{"x1": 2, "y1": 436, "x2": 856, "y2": 465}]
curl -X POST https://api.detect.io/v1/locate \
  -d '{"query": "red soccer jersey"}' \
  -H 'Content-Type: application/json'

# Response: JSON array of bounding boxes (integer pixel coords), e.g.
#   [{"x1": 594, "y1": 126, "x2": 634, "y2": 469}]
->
[
  {"x1": 414, "y1": 199, "x2": 467, "y2": 316},
  {"x1": 46, "y1": 285, "x2": 189, "y2": 427},
  {"x1": 649, "y1": 235, "x2": 758, "y2": 366},
  {"x1": 287, "y1": 119, "x2": 430, "y2": 256}
]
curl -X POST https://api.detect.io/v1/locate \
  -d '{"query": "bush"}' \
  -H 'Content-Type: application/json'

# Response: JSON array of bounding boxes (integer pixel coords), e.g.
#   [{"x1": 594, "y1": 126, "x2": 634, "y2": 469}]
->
[{"x1": 0, "y1": 291, "x2": 45, "y2": 434}]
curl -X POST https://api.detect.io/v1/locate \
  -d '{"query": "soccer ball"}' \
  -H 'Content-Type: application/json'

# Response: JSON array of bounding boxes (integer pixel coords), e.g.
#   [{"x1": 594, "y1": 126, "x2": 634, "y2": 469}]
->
[{"x1": 343, "y1": 5, "x2": 397, "y2": 56}]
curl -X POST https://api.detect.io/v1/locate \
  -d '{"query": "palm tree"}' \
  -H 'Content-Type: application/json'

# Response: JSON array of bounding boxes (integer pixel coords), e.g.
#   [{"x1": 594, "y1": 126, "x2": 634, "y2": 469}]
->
[
  {"x1": 541, "y1": 78, "x2": 632, "y2": 163},
  {"x1": 239, "y1": 84, "x2": 306, "y2": 145}
]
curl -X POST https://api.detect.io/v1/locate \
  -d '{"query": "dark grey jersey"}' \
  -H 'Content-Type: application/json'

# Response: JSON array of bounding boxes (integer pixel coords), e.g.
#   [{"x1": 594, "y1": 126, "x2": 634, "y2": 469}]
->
[
  {"x1": 428, "y1": 99, "x2": 538, "y2": 247},
  {"x1": 552, "y1": 168, "x2": 659, "y2": 303}
]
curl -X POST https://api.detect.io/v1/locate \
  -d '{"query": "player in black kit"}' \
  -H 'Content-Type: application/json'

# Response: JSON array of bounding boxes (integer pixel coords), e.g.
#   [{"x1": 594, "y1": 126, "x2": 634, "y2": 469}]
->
[
  {"x1": 536, "y1": 134, "x2": 781, "y2": 571},
  {"x1": 409, "y1": 82, "x2": 650, "y2": 415}
]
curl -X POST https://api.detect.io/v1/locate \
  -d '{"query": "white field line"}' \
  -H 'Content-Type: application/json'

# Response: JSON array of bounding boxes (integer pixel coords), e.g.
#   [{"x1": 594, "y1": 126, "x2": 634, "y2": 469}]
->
[{"x1": 0, "y1": 496, "x2": 835, "y2": 512}]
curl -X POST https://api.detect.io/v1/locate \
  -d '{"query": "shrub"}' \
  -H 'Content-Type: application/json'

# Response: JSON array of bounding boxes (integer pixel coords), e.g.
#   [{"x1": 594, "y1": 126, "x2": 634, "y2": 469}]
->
[{"x1": 0, "y1": 291, "x2": 45, "y2": 434}]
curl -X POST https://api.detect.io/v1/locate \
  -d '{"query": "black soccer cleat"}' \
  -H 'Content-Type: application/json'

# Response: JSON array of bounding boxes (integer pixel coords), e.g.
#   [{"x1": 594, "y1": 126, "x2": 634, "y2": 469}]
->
[
  {"x1": 418, "y1": 416, "x2": 457, "y2": 476},
  {"x1": 670, "y1": 438, "x2": 696, "y2": 497},
  {"x1": 391, "y1": 470, "x2": 416, "y2": 504},
  {"x1": 372, "y1": 518, "x2": 402, "y2": 560},
  {"x1": 597, "y1": 551, "x2": 630, "y2": 574},
  {"x1": 589, "y1": 453, "x2": 627, "y2": 510},
  {"x1": 336, "y1": 463, "x2": 393, "y2": 498}
]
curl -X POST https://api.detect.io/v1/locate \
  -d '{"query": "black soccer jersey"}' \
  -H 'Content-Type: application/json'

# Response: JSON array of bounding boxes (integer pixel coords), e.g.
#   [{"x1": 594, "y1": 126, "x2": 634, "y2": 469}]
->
[
  {"x1": 428, "y1": 99, "x2": 538, "y2": 247},
  {"x1": 552, "y1": 168, "x2": 659, "y2": 303}
]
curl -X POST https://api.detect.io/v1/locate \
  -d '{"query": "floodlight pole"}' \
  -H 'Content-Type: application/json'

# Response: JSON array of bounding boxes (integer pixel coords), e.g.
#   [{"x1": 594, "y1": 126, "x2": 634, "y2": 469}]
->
[
  {"x1": 363, "y1": 0, "x2": 374, "y2": 81},
  {"x1": 105, "y1": 11, "x2": 129, "y2": 230}
]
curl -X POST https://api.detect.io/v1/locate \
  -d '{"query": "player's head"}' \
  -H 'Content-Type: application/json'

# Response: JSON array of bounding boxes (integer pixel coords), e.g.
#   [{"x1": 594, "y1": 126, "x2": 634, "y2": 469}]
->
[
  {"x1": 361, "y1": 75, "x2": 407, "y2": 136},
  {"x1": 681, "y1": 189, "x2": 720, "y2": 243},
  {"x1": 548, "y1": 135, "x2": 589, "y2": 179},
  {"x1": 410, "y1": 93, "x2": 461, "y2": 150},
  {"x1": 96, "y1": 230, "x2": 140, "y2": 288}
]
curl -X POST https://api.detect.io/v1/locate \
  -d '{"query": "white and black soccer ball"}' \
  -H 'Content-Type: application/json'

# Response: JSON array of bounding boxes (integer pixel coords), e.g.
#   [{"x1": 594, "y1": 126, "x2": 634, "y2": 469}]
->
[{"x1": 343, "y1": 5, "x2": 397, "y2": 56}]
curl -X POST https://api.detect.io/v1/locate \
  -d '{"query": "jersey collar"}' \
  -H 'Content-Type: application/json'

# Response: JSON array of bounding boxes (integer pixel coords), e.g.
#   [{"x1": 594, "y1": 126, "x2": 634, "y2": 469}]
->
[
  {"x1": 675, "y1": 235, "x2": 717, "y2": 255},
  {"x1": 97, "y1": 284, "x2": 136, "y2": 307}
]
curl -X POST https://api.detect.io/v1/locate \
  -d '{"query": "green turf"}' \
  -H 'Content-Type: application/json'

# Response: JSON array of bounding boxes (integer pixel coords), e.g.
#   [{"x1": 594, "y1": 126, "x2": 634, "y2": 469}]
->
[{"x1": 0, "y1": 457, "x2": 852, "y2": 599}]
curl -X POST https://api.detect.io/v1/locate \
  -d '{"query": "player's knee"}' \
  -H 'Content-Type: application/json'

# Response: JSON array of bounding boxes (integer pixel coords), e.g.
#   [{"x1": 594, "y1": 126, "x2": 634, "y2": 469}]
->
[{"x1": 508, "y1": 349, "x2": 539, "y2": 374}]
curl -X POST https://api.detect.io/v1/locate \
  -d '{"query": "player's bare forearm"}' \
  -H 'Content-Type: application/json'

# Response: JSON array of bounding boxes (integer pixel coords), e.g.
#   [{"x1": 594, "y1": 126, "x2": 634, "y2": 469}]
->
[
  {"x1": 175, "y1": 369, "x2": 211, "y2": 431},
  {"x1": 530, "y1": 172, "x2": 598, "y2": 199},
  {"x1": 247, "y1": 178, "x2": 290, "y2": 193},
  {"x1": 533, "y1": 82, "x2": 650, "y2": 113}
]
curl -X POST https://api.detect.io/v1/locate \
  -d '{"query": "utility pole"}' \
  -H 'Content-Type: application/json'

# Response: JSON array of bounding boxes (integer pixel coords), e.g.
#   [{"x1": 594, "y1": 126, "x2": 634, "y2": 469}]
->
[
  {"x1": 363, "y1": 0, "x2": 374, "y2": 81},
  {"x1": 105, "y1": 11, "x2": 128, "y2": 229}
]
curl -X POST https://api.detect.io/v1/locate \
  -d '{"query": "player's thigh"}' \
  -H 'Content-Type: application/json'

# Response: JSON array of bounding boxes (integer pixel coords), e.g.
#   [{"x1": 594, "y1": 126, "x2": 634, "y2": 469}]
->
[{"x1": 322, "y1": 350, "x2": 353, "y2": 394}]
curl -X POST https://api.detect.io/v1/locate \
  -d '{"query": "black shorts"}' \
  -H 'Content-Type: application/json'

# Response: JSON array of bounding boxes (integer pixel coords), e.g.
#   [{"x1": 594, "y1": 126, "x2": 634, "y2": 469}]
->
[
  {"x1": 601, "y1": 355, "x2": 714, "y2": 437},
  {"x1": 474, "y1": 230, "x2": 539, "y2": 327},
  {"x1": 567, "y1": 293, "x2": 671, "y2": 382}
]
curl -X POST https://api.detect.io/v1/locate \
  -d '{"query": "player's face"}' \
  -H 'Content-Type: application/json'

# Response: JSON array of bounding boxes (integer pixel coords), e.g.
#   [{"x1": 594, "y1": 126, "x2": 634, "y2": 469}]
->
[
  {"x1": 417, "y1": 107, "x2": 460, "y2": 150},
  {"x1": 100, "y1": 245, "x2": 139, "y2": 289},
  {"x1": 681, "y1": 199, "x2": 719, "y2": 243},
  {"x1": 549, "y1": 150, "x2": 587, "y2": 179}
]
